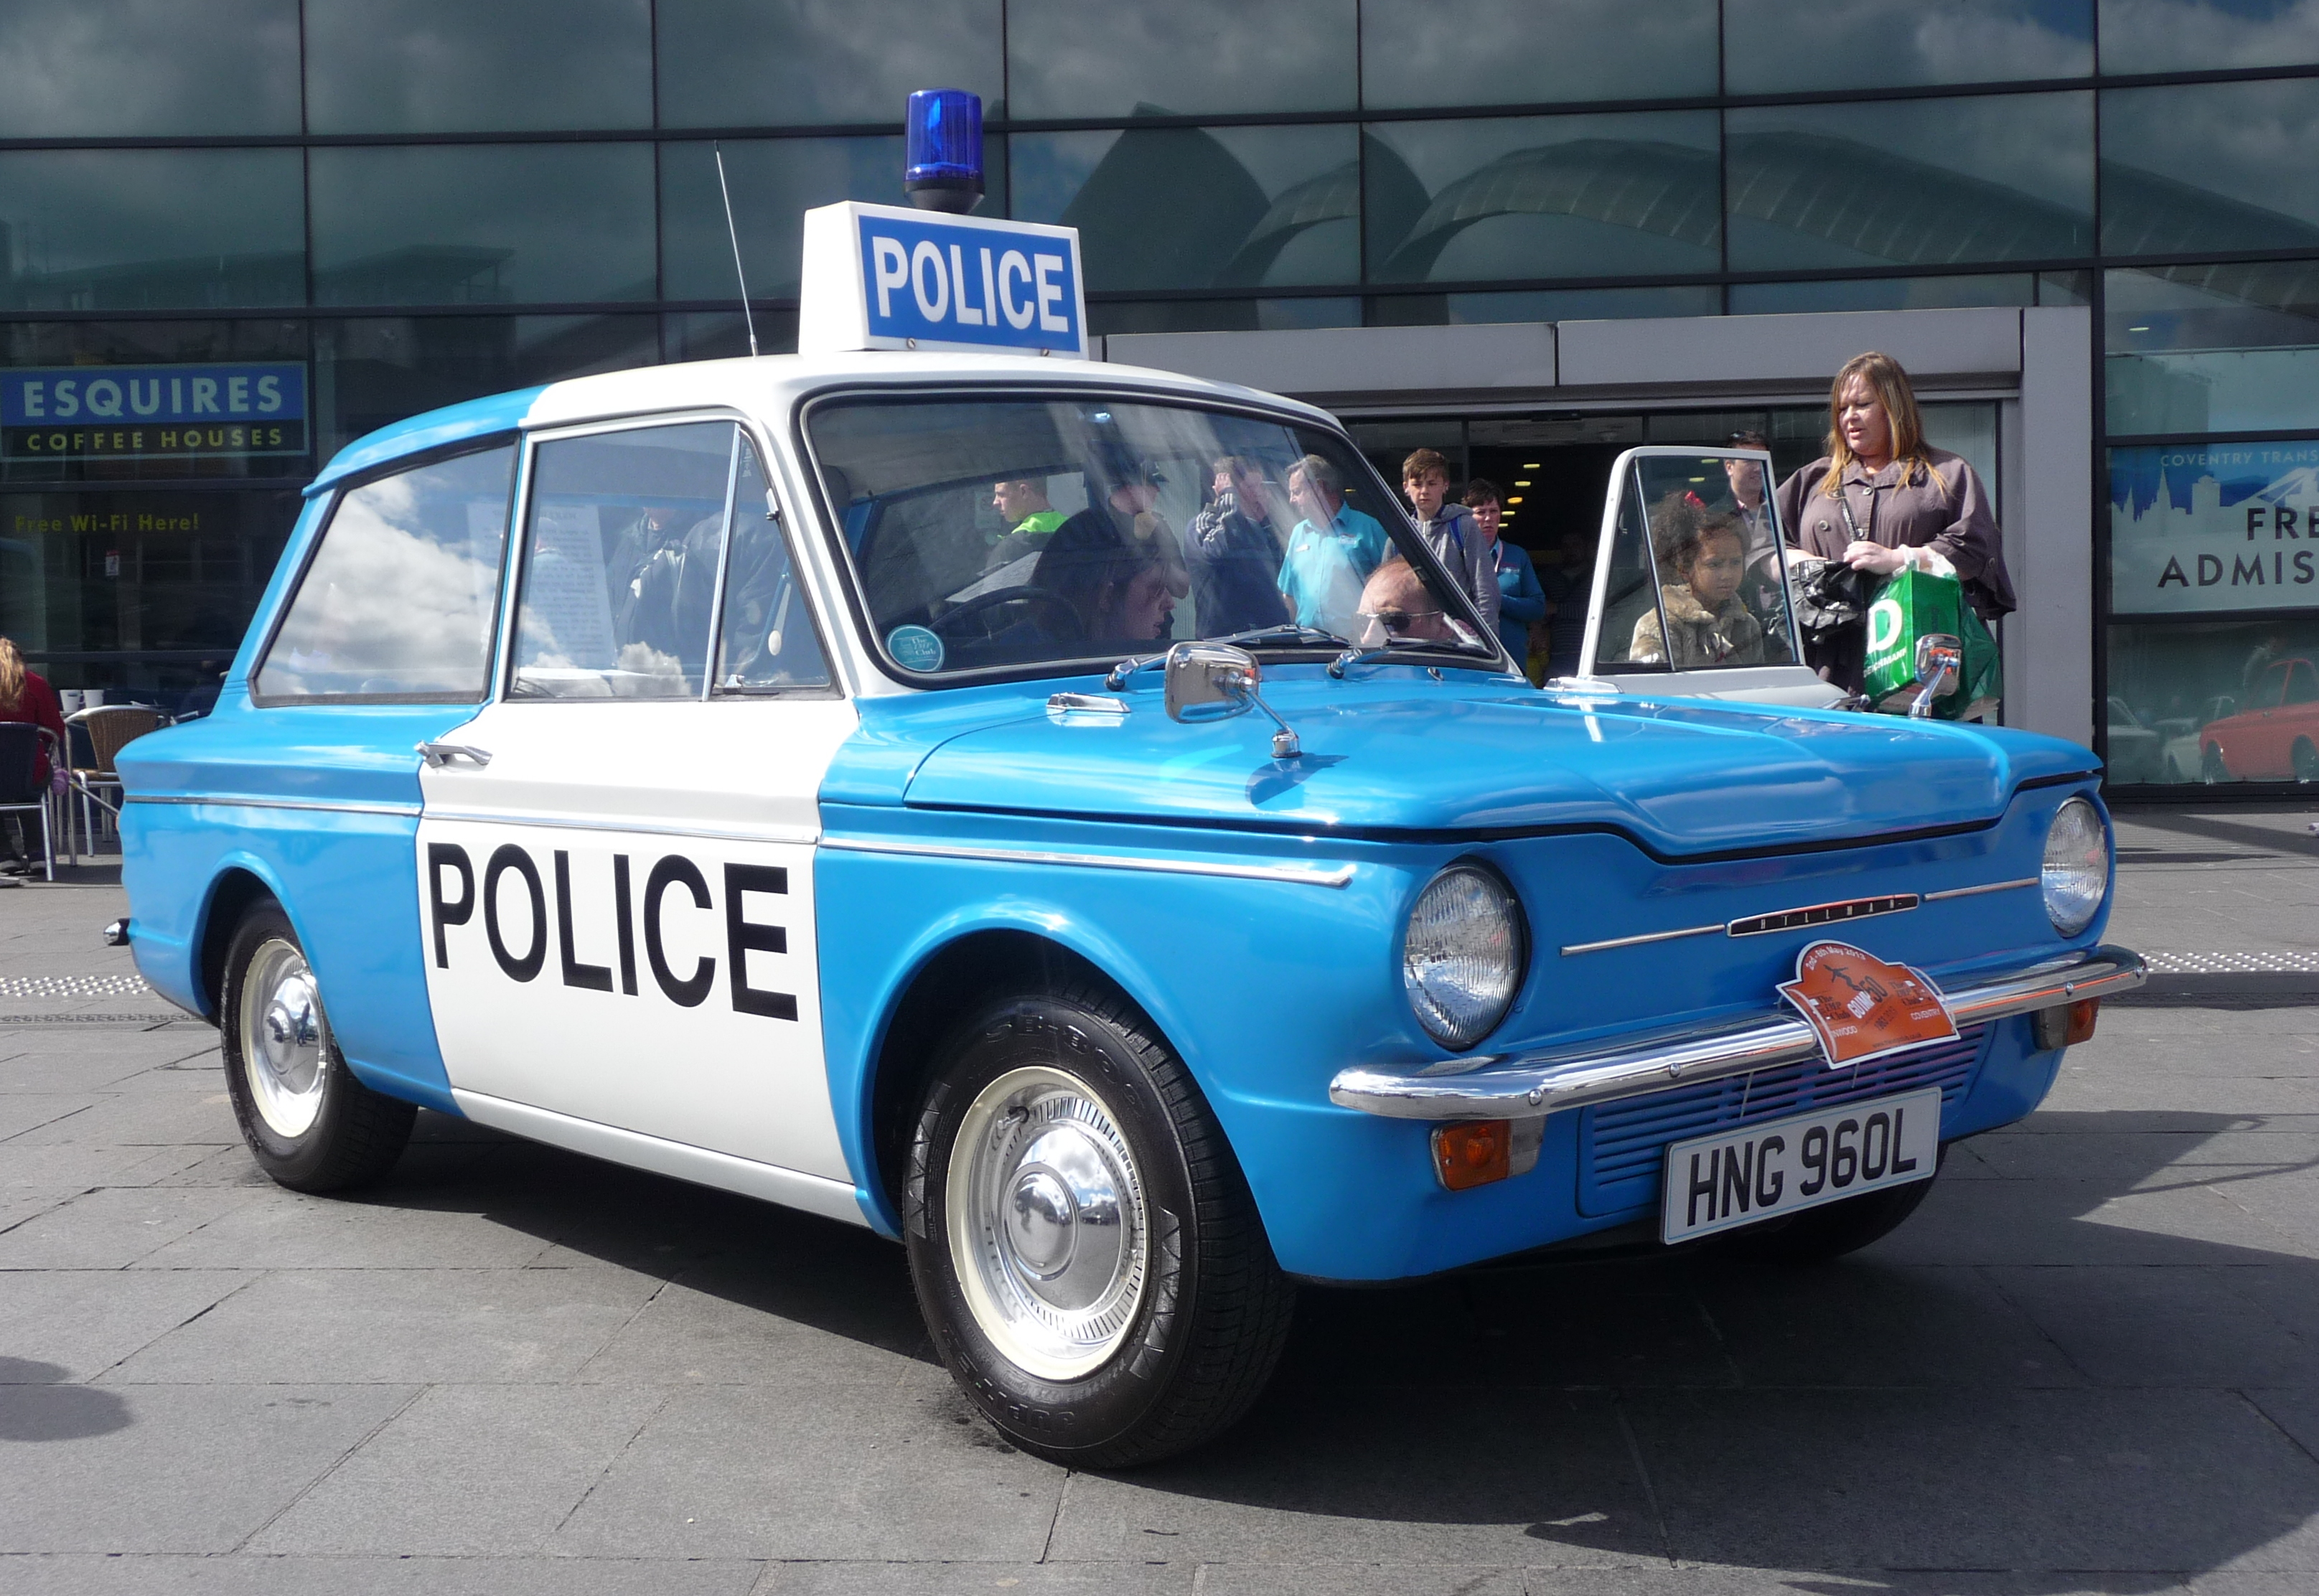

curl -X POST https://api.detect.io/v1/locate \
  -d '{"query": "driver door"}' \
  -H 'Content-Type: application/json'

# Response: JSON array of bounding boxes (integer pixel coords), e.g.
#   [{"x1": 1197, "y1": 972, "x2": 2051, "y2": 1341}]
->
[{"x1": 1577, "y1": 446, "x2": 1843, "y2": 708}]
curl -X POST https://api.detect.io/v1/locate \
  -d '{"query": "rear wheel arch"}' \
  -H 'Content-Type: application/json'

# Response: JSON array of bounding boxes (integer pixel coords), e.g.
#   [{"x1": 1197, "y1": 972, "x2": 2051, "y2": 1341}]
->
[{"x1": 197, "y1": 868, "x2": 281, "y2": 1020}]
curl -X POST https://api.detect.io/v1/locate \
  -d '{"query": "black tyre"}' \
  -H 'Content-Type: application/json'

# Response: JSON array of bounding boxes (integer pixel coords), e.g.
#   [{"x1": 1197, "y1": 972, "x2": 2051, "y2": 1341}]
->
[
  {"x1": 218, "y1": 903, "x2": 414, "y2": 1193},
  {"x1": 2203, "y1": 744, "x2": 2230, "y2": 784},
  {"x1": 903, "y1": 983, "x2": 1295, "y2": 1468},
  {"x1": 2296, "y1": 739, "x2": 2319, "y2": 784},
  {"x1": 1718, "y1": 1147, "x2": 1946, "y2": 1264}
]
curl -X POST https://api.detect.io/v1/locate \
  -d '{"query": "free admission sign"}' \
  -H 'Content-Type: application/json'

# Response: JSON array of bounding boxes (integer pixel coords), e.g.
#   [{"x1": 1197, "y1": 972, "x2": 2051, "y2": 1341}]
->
[
  {"x1": 797, "y1": 202, "x2": 1087, "y2": 360},
  {"x1": 2110, "y1": 441, "x2": 2319, "y2": 615}
]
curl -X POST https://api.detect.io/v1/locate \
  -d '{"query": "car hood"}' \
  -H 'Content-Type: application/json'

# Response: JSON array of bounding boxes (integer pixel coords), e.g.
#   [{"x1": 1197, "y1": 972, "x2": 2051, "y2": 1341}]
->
[{"x1": 854, "y1": 668, "x2": 2098, "y2": 858}]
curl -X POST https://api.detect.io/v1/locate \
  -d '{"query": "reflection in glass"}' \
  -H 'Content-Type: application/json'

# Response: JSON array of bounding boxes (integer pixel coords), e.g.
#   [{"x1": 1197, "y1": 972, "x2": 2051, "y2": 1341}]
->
[
  {"x1": 304, "y1": 0, "x2": 651, "y2": 133},
  {"x1": 1013, "y1": 126, "x2": 1357, "y2": 293},
  {"x1": 314, "y1": 316, "x2": 661, "y2": 459},
  {"x1": 0, "y1": 0, "x2": 300, "y2": 137},
  {"x1": 3, "y1": 489, "x2": 299, "y2": 700},
  {"x1": 716, "y1": 438, "x2": 831, "y2": 691},
  {"x1": 1089, "y1": 299, "x2": 1361, "y2": 334},
  {"x1": 2102, "y1": 82, "x2": 2319, "y2": 258},
  {"x1": 2106, "y1": 263, "x2": 2319, "y2": 434},
  {"x1": 0, "y1": 150, "x2": 304, "y2": 312},
  {"x1": 1725, "y1": 95, "x2": 2093, "y2": 273},
  {"x1": 514, "y1": 423, "x2": 736, "y2": 699},
  {"x1": 256, "y1": 443, "x2": 516, "y2": 702},
  {"x1": 2099, "y1": 0, "x2": 2319, "y2": 75},
  {"x1": 1362, "y1": 0, "x2": 1714, "y2": 109},
  {"x1": 310, "y1": 146, "x2": 657, "y2": 307},
  {"x1": 1369, "y1": 286, "x2": 1720, "y2": 324},
  {"x1": 1729, "y1": 275, "x2": 2037, "y2": 316},
  {"x1": 808, "y1": 395, "x2": 1492, "y2": 672},
  {"x1": 1364, "y1": 113, "x2": 1720, "y2": 284},
  {"x1": 1725, "y1": 0, "x2": 2091, "y2": 93},
  {"x1": 664, "y1": 310, "x2": 802, "y2": 362},
  {"x1": 657, "y1": 0, "x2": 1003, "y2": 126},
  {"x1": 2106, "y1": 615, "x2": 2319, "y2": 784},
  {"x1": 1, "y1": 319, "x2": 311, "y2": 484},
  {"x1": 1595, "y1": 453, "x2": 1797, "y2": 672},
  {"x1": 1006, "y1": 0, "x2": 1355, "y2": 119},
  {"x1": 659, "y1": 138, "x2": 994, "y2": 302}
]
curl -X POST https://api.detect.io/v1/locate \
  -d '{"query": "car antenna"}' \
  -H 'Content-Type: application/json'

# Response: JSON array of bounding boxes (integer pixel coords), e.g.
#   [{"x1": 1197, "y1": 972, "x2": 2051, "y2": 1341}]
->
[{"x1": 713, "y1": 142, "x2": 759, "y2": 358}]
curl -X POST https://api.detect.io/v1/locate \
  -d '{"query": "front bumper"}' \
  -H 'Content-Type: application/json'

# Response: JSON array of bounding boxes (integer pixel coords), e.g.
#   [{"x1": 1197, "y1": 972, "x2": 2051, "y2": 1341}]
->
[{"x1": 1330, "y1": 944, "x2": 2145, "y2": 1122}]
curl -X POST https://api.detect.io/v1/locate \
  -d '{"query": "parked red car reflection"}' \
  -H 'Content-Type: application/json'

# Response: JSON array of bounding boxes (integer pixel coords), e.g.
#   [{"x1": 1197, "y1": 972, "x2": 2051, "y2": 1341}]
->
[{"x1": 2201, "y1": 657, "x2": 2319, "y2": 782}]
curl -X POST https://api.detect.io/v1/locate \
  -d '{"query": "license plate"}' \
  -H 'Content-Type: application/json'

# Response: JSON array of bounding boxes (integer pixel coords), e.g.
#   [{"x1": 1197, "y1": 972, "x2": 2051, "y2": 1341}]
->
[{"x1": 1659, "y1": 1086, "x2": 1941, "y2": 1244}]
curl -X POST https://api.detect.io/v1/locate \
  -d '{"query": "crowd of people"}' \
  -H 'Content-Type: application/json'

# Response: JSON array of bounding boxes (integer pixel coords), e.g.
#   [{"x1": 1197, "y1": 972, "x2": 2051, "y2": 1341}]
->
[{"x1": 970, "y1": 351, "x2": 2008, "y2": 690}]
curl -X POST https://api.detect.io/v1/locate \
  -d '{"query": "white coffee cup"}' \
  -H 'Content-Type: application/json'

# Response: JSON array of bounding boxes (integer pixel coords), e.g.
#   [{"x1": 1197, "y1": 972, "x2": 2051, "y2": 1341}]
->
[{"x1": 57, "y1": 690, "x2": 83, "y2": 713}]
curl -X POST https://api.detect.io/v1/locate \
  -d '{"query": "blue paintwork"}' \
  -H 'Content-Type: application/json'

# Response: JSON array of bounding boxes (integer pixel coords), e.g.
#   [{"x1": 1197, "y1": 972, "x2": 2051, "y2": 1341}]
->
[
  {"x1": 115, "y1": 371, "x2": 2117, "y2": 1285},
  {"x1": 812, "y1": 667, "x2": 2107, "y2": 1276},
  {"x1": 304, "y1": 386, "x2": 544, "y2": 497},
  {"x1": 118, "y1": 691, "x2": 478, "y2": 1118}
]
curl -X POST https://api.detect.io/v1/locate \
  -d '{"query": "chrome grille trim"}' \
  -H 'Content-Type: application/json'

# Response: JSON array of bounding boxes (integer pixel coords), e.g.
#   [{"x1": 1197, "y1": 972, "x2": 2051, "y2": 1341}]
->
[{"x1": 1329, "y1": 944, "x2": 2145, "y2": 1122}]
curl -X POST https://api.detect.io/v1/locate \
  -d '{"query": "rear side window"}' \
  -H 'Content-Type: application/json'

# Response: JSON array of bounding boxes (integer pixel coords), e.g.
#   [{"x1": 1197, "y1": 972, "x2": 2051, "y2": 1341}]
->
[
  {"x1": 255, "y1": 443, "x2": 517, "y2": 703},
  {"x1": 2290, "y1": 662, "x2": 2318, "y2": 707}
]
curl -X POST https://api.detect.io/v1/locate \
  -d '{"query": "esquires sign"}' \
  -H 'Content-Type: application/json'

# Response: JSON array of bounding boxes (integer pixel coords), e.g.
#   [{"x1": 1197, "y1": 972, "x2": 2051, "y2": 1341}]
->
[
  {"x1": 2111, "y1": 441, "x2": 2319, "y2": 615},
  {"x1": 0, "y1": 364, "x2": 307, "y2": 462}
]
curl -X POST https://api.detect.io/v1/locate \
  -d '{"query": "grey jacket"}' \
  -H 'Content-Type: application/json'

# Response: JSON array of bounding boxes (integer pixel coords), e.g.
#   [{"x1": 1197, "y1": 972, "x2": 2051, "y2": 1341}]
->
[
  {"x1": 1412, "y1": 503, "x2": 1501, "y2": 639},
  {"x1": 1776, "y1": 447, "x2": 2016, "y2": 618}
]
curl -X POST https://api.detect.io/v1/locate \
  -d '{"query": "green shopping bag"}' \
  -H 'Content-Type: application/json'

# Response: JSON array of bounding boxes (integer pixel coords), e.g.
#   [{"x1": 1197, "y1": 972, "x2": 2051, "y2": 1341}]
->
[{"x1": 1860, "y1": 567, "x2": 2002, "y2": 720}]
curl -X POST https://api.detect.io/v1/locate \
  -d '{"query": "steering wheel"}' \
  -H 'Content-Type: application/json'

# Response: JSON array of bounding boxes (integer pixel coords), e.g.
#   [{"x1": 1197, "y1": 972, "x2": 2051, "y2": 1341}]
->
[{"x1": 931, "y1": 586, "x2": 1084, "y2": 646}]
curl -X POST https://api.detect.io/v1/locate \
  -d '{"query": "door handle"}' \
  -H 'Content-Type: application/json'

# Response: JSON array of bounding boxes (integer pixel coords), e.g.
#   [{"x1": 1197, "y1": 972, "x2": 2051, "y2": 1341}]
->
[{"x1": 417, "y1": 742, "x2": 492, "y2": 769}]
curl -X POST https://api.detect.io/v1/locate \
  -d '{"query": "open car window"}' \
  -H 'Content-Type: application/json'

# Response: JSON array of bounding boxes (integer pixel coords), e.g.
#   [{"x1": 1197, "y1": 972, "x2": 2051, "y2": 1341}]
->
[
  {"x1": 804, "y1": 393, "x2": 1494, "y2": 678},
  {"x1": 1586, "y1": 449, "x2": 1800, "y2": 676}
]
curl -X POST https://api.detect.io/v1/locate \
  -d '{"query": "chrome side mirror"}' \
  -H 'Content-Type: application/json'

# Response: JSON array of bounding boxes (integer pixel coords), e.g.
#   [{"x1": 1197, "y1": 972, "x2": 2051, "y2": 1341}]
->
[
  {"x1": 1163, "y1": 642, "x2": 1301, "y2": 758},
  {"x1": 1908, "y1": 633, "x2": 1963, "y2": 720}
]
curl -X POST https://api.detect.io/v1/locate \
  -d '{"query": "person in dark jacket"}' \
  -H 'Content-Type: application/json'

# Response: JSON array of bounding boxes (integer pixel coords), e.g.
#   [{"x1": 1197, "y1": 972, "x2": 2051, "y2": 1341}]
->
[
  {"x1": 1185, "y1": 455, "x2": 1290, "y2": 634},
  {"x1": 1774, "y1": 351, "x2": 2015, "y2": 690},
  {"x1": 1401, "y1": 448, "x2": 1499, "y2": 638},
  {"x1": 0, "y1": 637, "x2": 65, "y2": 875},
  {"x1": 1464, "y1": 479, "x2": 1545, "y2": 664}
]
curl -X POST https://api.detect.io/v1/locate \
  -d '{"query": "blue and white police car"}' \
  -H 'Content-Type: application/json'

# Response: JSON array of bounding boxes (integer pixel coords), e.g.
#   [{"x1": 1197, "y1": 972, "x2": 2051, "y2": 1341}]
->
[{"x1": 113, "y1": 106, "x2": 2142, "y2": 1466}]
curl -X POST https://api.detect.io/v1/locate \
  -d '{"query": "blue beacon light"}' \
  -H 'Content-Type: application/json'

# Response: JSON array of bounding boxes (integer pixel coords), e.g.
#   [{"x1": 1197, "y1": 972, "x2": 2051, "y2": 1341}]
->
[{"x1": 904, "y1": 88, "x2": 984, "y2": 214}]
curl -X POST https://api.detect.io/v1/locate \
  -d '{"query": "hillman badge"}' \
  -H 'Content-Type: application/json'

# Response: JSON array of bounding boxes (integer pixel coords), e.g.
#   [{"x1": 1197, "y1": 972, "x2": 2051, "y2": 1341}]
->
[{"x1": 1777, "y1": 940, "x2": 1958, "y2": 1069}]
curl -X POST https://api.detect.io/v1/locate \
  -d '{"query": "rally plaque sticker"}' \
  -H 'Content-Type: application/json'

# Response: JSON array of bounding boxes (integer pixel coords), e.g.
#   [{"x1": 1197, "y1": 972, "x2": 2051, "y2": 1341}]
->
[{"x1": 1777, "y1": 940, "x2": 1957, "y2": 1069}]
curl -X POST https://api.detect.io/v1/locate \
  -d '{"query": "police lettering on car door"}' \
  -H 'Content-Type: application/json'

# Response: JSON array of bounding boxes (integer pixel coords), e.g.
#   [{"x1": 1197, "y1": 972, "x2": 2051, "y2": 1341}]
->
[{"x1": 424, "y1": 841, "x2": 796, "y2": 1020}]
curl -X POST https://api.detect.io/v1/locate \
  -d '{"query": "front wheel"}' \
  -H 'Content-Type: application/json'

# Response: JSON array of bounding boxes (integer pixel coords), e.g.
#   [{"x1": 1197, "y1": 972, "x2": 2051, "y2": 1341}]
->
[
  {"x1": 2203, "y1": 744, "x2": 2231, "y2": 784},
  {"x1": 2295, "y1": 739, "x2": 2319, "y2": 784},
  {"x1": 219, "y1": 903, "x2": 415, "y2": 1193},
  {"x1": 904, "y1": 985, "x2": 1294, "y2": 1468}
]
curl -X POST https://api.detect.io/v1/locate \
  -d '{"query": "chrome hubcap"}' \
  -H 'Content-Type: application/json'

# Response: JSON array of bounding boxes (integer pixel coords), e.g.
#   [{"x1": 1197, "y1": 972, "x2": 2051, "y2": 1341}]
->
[
  {"x1": 947, "y1": 1066, "x2": 1147, "y2": 1381},
  {"x1": 239, "y1": 939, "x2": 328, "y2": 1139}
]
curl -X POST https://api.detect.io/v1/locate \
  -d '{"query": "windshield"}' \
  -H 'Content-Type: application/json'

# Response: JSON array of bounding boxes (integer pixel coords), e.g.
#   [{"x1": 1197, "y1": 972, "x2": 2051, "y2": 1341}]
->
[
  {"x1": 804, "y1": 393, "x2": 1494, "y2": 678},
  {"x1": 1589, "y1": 449, "x2": 1801, "y2": 675}
]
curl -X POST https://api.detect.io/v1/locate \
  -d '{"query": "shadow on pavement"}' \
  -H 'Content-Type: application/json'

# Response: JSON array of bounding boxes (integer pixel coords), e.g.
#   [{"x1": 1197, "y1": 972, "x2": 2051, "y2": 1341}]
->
[
  {"x1": 0, "y1": 1358, "x2": 133, "y2": 1442},
  {"x1": 309, "y1": 1104, "x2": 2319, "y2": 1583}
]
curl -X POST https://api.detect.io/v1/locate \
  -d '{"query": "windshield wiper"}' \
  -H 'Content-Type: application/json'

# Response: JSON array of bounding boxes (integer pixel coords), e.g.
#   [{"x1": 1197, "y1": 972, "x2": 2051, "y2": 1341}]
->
[
  {"x1": 1105, "y1": 625, "x2": 1350, "y2": 689},
  {"x1": 1208, "y1": 624, "x2": 1353, "y2": 649}
]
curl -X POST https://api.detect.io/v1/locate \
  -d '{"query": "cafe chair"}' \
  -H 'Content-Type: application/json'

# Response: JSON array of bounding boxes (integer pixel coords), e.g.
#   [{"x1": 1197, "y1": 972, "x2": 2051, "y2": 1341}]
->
[
  {"x1": 64, "y1": 705, "x2": 164, "y2": 862},
  {"x1": 0, "y1": 722, "x2": 60, "y2": 882}
]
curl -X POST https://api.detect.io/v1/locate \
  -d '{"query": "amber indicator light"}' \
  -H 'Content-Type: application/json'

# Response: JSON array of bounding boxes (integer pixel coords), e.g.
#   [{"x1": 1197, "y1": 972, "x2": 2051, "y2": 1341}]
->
[
  {"x1": 1433, "y1": 1120, "x2": 1513, "y2": 1191},
  {"x1": 2063, "y1": 998, "x2": 2099, "y2": 1046}
]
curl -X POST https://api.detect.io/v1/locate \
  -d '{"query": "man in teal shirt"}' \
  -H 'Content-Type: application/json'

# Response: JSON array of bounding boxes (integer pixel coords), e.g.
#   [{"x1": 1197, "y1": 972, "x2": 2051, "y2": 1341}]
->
[{"x1": 1278, "y1": 454, "x2": 1389, "y2": 637}]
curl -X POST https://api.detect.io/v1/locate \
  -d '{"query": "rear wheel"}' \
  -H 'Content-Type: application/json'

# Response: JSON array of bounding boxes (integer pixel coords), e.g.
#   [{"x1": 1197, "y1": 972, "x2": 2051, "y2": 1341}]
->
[
  {"x1": 2295, "y1": 739, "x2": 2319, "y2": 784},
  {"x1": 219, "y1": 903, "x2": 414, "y2": 1193},
  {"x1": 903, "y1": 984, "x2": 1294, "y2": 1468}
]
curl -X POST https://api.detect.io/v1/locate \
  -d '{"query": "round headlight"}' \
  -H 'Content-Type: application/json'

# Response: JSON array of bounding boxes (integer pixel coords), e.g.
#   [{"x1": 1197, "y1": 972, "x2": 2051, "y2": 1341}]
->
[
  {"x1": 2042, "y1": 796, "x2": 2108, "y2": 937},
  {"x1": 1402, "y1": 864, "x2": 1525, "y2": 1050}
]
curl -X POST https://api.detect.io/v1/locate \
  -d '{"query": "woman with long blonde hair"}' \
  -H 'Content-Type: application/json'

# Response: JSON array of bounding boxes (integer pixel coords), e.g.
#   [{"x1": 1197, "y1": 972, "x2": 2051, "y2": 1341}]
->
[
  {"x1": 0, "y1": 637, "x2": 67, "y2": 875},
  {"x1": 1774, "y1": 351, "x2": 2015, "y2": 690}
]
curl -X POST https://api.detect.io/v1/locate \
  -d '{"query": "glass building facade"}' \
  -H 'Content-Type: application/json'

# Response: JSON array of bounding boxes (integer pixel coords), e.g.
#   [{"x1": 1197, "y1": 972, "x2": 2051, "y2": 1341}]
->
[{"x1": 3, "y1": 0, "x2": 2317, "y2": 788}]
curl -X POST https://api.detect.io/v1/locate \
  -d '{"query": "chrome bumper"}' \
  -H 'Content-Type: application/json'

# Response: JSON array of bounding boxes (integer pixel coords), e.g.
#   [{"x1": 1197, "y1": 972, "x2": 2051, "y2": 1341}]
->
[{"x1": 1329, "y1": 944, "x2": 2146, "y2": 1122}]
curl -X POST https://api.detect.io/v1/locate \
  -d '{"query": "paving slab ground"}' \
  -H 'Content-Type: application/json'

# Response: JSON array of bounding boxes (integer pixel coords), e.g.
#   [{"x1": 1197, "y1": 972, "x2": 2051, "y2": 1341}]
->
[{"x1": 3, "y1": 810, "x2": 2319, "y2": 1594}]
